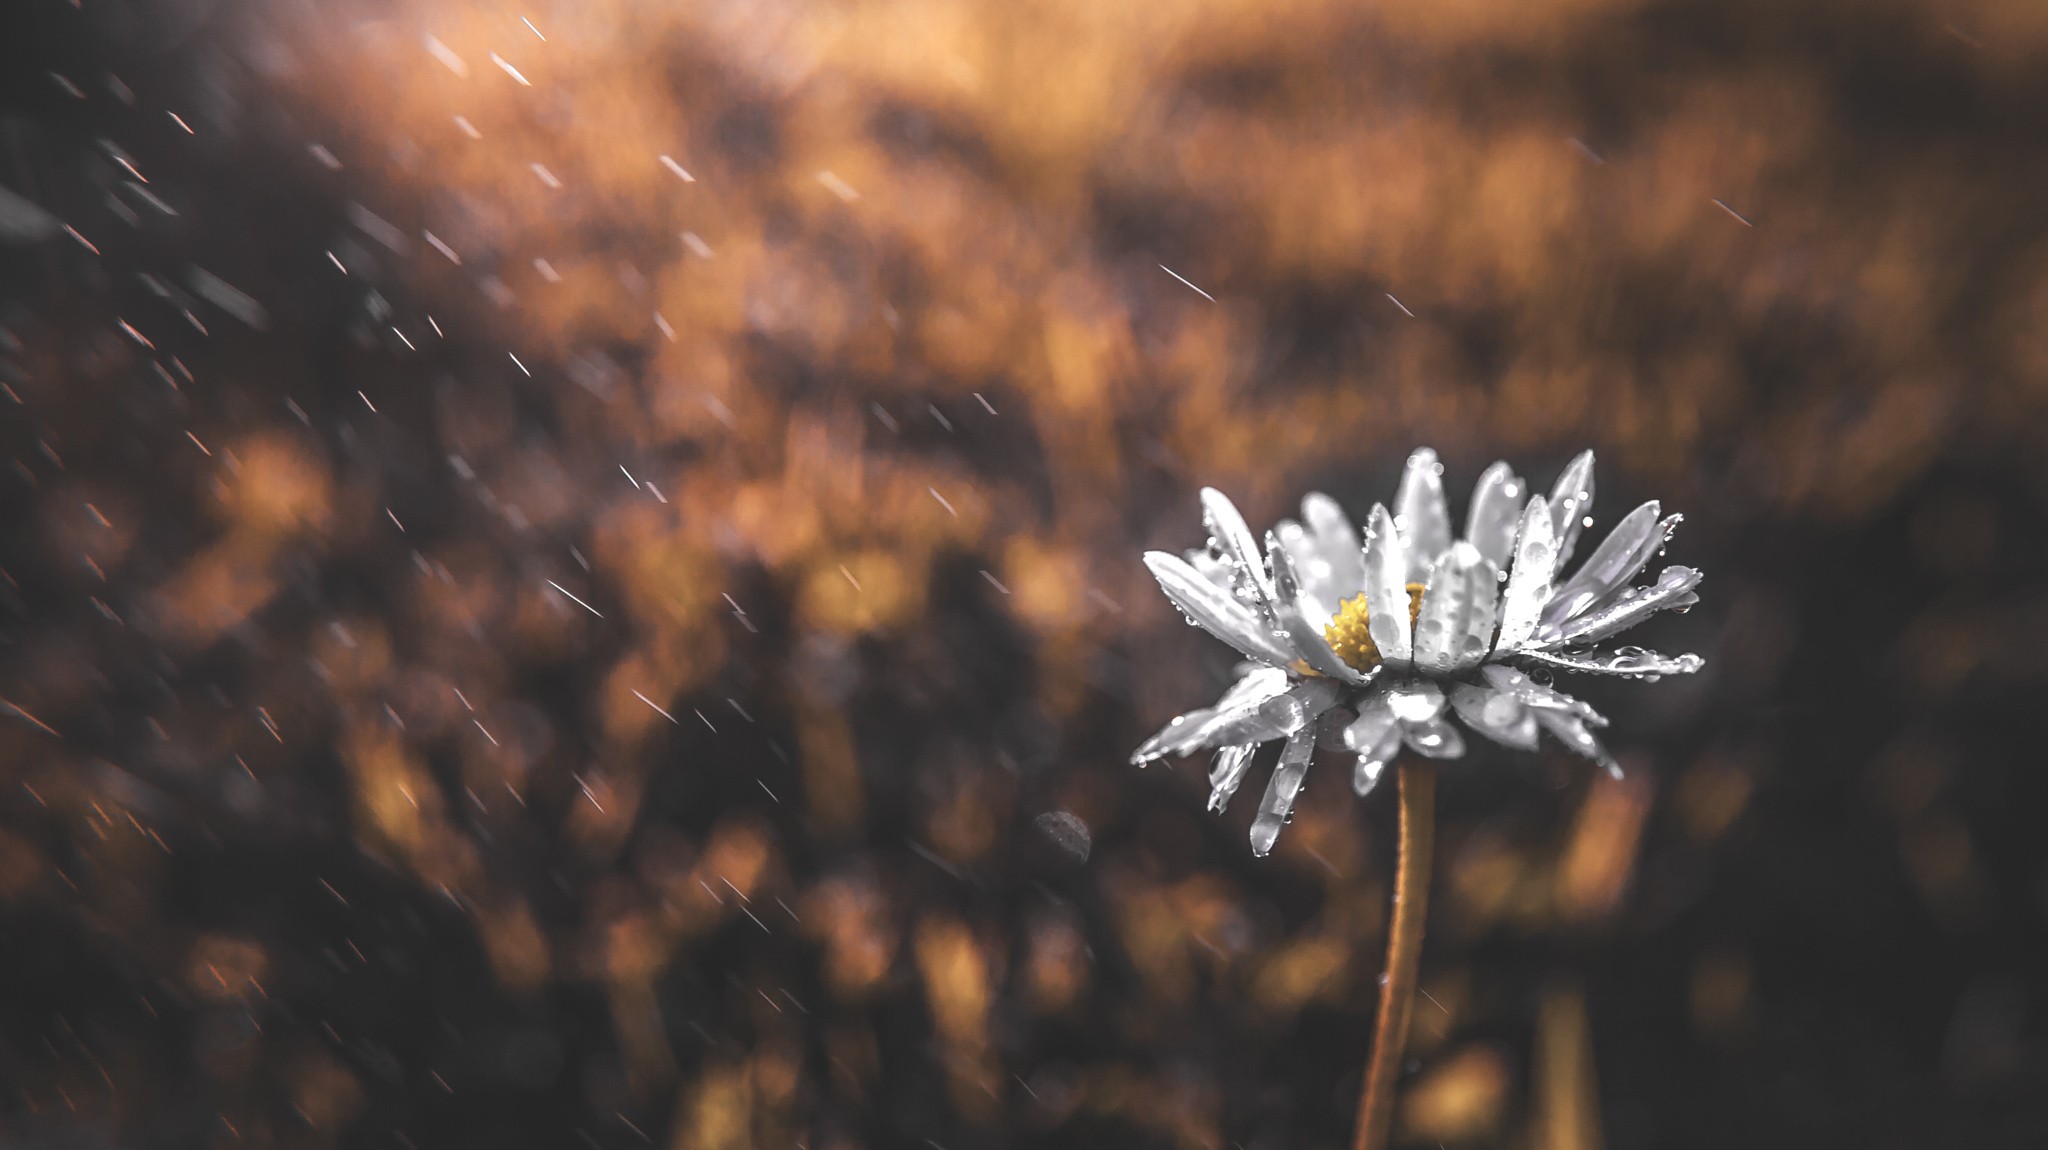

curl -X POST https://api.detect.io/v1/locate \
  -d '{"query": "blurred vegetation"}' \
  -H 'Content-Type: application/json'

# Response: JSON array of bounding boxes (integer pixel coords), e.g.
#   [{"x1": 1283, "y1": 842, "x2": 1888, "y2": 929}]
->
[{"x1": 1, "y1": 0, "x2": 2046, "y2": 1146}]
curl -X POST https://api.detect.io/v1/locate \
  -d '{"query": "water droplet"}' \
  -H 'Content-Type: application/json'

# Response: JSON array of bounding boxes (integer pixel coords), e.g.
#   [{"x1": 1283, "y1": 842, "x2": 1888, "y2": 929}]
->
[{"x1": 1035, "y1": 810, "x2": 1093, "y2": 862}]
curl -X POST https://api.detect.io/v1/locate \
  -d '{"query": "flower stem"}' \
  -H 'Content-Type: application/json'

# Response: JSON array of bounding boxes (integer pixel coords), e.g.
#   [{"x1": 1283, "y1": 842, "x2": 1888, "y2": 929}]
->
[{"x1": 1352, "y1": 756, "x2": 1436, "y2": 1150}]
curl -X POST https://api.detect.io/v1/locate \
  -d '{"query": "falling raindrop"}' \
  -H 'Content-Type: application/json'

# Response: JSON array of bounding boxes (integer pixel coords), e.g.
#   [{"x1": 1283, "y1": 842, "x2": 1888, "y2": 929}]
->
[{"x1": 1035, "y1": 811, "x2": 1092, "y2": 862}]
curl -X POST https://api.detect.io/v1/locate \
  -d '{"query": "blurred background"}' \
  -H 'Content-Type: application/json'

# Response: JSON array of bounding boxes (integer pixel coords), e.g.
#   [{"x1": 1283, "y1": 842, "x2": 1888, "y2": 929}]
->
[{"x1": 2, "y1": 0, "x2": 2046, "y2": 1145}]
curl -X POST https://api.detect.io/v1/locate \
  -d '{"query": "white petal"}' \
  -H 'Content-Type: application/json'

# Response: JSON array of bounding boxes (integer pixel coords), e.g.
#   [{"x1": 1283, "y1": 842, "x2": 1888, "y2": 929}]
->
[
  {"x1": 1200, "y1": 678, "x2": 1344, "y2": 747},
  {"x1": 1353, "y1": 752, "x2": 1393, "y2": 798},
  {"x1": 1360, "y1": 503, "x2": 1413, "y2": 667},
  {"x1": 1394, "y1": 447, "x2": 1452, "y2": 583},
  {"x1": 1463, "y1": 462, "x2": 1526, "y2": 568},
  {"x1": 1448, "y1": 682, "x2": 1540, "y2": 750},
  {"x1": 1130, "y1": 670, "x2": 1297, "y2": 763},
  {"x1": 1206, "y1": 743, "x2": 1258, "y2": 814},
  {"x1": 1575, "y1": 513, "x2": 1684, "y2": 625},
  {"x1": 1302, "y1": 493, "x2": 1367, "y2": 604},
  {"x1": 1516, "y1": 646, "x2": 1704, "y2": 680},
  {"x1": 1413, "y1": 541, "x2": 1500, "y2": 675},
  {"x1": 1143, "y1": 551, "x2": 1295, "y2": 667},
  {"x1": 1200, "y1": 487, "x2": 1277, "y2": 613},
  {"x1": 1275, "y1": 520, "x2": 1337, "y2": 625},
  {"x1": 1541, "y1": 502, "x2": 1666, "y2": 631},
  {"x1": 1183, "y1": 546, "x2": 1237, "y2": 593},
  {"x1": 1479, "y1": 664, "x2": 1610, "y2": 727},
  {"x1": 1547, "y1": 449, "x2": 1596, "y2": 572},
  {"x1": 1217, "y1": 664, "x2": 1293, "y2": 708},
  {"x1": 1267, "y1": 533, "x2": 1371, "y2": 684},
  {"x1": 1494, "y1": 495, "x2": 1557, "y2": 653},
  {"x1": 1342, "y1": 688, "x2": 1399, "y2": 752},
  {"x1": 1384, "y1": 678, "x2": 1447, "y2": 723},
  {"x1": 1552, "y1": 566, "x2": 1702, "y2": 647},
  {"x1": 1352, "y1": 722, "x2": 1403, "y2": 796},
  {"x1": 1250, "y1": 725, "x2": 1317, "y2": 856},
  {"x1": 1402, "y1": 716, "x2": 1466, "y2": 759},
  {"x1": 1132, "y1": 707, "x2": 1215, "y2": 764},
  {"x1": 1532, "y1": 708, "x2": 1620, "y2": 777}
]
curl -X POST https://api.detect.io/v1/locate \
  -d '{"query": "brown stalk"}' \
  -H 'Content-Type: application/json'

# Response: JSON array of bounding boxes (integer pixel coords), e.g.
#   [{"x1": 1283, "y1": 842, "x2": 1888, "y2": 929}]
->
[{"x1": 1352, "y1": 756, "x2": 1435, "y2": 1150}]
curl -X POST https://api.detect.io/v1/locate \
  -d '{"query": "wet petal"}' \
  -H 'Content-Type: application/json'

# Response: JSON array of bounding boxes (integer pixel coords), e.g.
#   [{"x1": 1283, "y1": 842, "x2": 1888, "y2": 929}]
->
[
  {"x1": 1143, "y1": 551, "x2": 1296, "y2": 668},
  {"x1": 1547, "y1": 449, "x2": 1597, "y2": 572},
  {"x1": 1352, "y1": 721, "x2": 1403, "y2": 796},
  {"x1": 1479, "y1": 664, "x2": 1609, "y2": 727},
  {"x1": 1384, "y1": 678, "x2": 1447, "y2": 723},
  {"x1": 1541, "y1": 502, "x2": 1666, "y2": 630},
  {"x1": 1494, "y1": 495, "x2": 1557, "y2": 652},
  {"x1": 1206, "y1": 743, "x2": 1258, "y2": 814},
  {"x1": 1276, "y1": 520, "x2": 1337, "y2": 625},
  {"x1": 1413, "y1": 541, "x2": 1500, "y2": 674},
  {"x1": 1553, "y1": 565, "x2": 1703, "y2": 646},
  {"x1": 1394, "y1": 447, "x2": 1452, "y2": 583},
  {"x1": 1201, "y1": 487, "x2": 1277, "y2": 612},
  {"x1": 1343, "y1": 679, "x2": 1409, "y2": 785},
  {"x1": 1268, "y1": 532, "x2": 1372, "y2": 683},
  {"x1": 1342, "y1": 688, "x2": 1399, "y2": 752},
  {"x1": 1463, "y1": 462, "x2": 1526, "y2": 568},
  {"x1": 1132, "y1": 706, "x2": 1217, "y2": 764},
  {"x1": 1516, "y1": 646, "x2": 1704, "y2": 679},
  {"x1": 1302, "y1": 492, "x2": 1368, "y2": 603},
  {"x1": 1201, "y1": 678, "x2": 1344, "y2": 747},
  {"x1": 1250, "y1": 725, "x2": 1317, "y2": 856},
  {"x1": 1130, "y1": 669, "x2": 1297, "y2": 763},
  {"x1": 1577, "y1": 514, "x2": 1683, "y2": 623},
  {"x1": 1532, "y1": 708, "x2": 1621, "y2": 778},
  {"x1": 1448, "y1": 682, "x2": 1540, "y2": 751},
  {"x1": 1402, "y1": 716, "x2": 1467, "y2": 759},
  {"x1": 1361, "y1": 503, "x2": 1413, "y2": 666},
  {"x1": 1217, "y1": 664, "x2": 1292, "y2": 709},
  {"x1": 1351, "y1": 736, "x2": 1400, "y2": 793},
  {"x1": 1353, "y1": 753, "x2": 1392, "y2": 798},
  {"x1": 1183, "y1": 546, "x2": 1237, "y2": 592}
]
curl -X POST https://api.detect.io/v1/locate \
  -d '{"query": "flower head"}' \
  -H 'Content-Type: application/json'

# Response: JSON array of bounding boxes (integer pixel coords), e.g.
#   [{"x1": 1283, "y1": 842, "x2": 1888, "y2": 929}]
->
[{"x1": 1134, "y1": 448, "x2": 1704, "y2": 855}]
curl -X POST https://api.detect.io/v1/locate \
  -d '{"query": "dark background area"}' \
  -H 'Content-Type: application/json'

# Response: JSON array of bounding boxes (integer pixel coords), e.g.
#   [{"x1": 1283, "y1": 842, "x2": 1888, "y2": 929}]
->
[{"x1": 2, "y1": 0, "x2": 2047, "y2": 1146}]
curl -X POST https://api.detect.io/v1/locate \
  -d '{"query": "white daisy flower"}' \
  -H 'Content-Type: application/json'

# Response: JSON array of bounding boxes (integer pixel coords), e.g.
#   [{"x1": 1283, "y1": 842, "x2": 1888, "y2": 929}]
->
[{"x1": 1133, "y1": 448, "x2": 1704, "y2": 855}]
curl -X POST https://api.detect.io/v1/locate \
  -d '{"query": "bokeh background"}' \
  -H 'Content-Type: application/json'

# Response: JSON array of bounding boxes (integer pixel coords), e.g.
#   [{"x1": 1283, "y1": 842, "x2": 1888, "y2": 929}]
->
[{"x1": 3, "y1": 0, "x2": 2047, "y2": 1145}]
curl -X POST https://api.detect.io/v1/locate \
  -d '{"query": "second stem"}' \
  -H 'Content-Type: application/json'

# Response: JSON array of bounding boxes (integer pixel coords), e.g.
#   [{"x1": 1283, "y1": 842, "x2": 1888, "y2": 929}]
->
[{"x1": 1351, "y1": 756, "x2": 1436, "y2": 1150}]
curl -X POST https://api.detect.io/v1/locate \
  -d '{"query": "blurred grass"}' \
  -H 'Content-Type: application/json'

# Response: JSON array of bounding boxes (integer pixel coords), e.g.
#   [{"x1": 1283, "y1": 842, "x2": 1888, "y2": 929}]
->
[{"x1": 2, "y1": 0, "x2": 2047, "y2": 1146}]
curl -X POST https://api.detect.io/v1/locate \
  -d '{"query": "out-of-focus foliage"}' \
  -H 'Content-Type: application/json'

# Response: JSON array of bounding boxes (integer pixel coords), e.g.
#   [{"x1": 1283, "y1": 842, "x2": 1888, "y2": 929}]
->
[{"x1": 1, "y1": 0, "x2": 2046, "y2": 1145}]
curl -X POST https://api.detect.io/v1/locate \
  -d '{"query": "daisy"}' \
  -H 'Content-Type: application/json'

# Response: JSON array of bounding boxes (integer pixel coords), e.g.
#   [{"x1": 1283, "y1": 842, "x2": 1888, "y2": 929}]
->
[
  {"x1": 1131, "y1": 448, "x2": 1703, "y2": 1150},
  {"x1": 1132, "y1": 445, "x2": 1703, "y2": 853}
]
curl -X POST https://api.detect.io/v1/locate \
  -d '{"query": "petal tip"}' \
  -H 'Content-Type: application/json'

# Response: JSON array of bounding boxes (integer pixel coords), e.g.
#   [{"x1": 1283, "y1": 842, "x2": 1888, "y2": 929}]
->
[{"x1": 1248, "y1": 822, "x2": 1279, "y2": 856}]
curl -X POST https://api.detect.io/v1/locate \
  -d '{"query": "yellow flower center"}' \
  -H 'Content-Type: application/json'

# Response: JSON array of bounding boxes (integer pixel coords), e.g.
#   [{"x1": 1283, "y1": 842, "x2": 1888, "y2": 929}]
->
[{"x1": 1323, "y1": 583, "x2": 1426, "y2": 673}]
